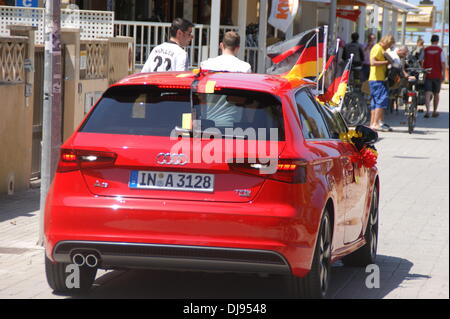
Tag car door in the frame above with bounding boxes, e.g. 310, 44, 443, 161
318, 104, 367, 244
294, 89, 348, 251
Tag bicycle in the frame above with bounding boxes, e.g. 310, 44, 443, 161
403, 67, 431, 134
340, 67, 369, 127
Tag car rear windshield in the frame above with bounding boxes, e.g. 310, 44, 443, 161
194, 89, 284, 141
80, 85, 285, 141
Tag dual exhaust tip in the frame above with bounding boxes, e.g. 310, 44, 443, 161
72, 252, 100, 268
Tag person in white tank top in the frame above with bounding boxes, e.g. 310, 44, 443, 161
141, 18, 194, 73
201, 31, 252, 73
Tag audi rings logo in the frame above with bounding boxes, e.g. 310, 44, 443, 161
156, 153, 189, 166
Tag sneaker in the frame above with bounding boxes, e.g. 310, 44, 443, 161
381, 124, 393, 132
424, 113, 430, 118
432, 112, 440, 118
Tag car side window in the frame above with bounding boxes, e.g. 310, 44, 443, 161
295, 90, 331, 140
319, 105, 349, 139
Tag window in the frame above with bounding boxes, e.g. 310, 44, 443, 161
80, 86, 285, 141
80, 85, 191, 137
295, 90, 330, 140
194, 89, 285, 141
318, 104, 348, 139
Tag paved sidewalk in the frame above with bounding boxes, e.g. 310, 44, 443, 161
0, 87, 448, 299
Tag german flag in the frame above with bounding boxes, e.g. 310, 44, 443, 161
283, 27, 326, 81
320, 55, 353, 106
318, 41, 341, 104
267, 27, 324, 77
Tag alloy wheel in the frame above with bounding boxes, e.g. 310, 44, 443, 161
369, 190, 379, 260
319, 214, 332, 296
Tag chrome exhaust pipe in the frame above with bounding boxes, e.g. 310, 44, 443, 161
85, 254, 99, 268
72, 253, 86, 267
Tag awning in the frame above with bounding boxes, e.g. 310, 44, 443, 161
404, 5, 435, 28
360, 0, 419, 13
306, 0, 418, 12
337, 0, 367, 6
385, 0, 419, 12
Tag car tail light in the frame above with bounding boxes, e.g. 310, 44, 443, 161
229, 159, 307, 184
57, 149, 117, 173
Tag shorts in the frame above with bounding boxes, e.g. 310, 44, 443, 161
425, 79, 442, 94
369, 81, 389, 111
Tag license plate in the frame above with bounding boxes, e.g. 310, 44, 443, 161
129, 171, 215, 193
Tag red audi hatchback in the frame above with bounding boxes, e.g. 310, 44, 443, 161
44, 71, 380, 298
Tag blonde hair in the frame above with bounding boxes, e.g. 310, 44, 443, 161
379, 35, 396, 48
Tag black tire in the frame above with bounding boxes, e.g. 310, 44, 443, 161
45, 256, 97, 294
395, 96, 404, 113
342, 186, 379, 267
292, 210, 332, 299
408, 96, 417, 134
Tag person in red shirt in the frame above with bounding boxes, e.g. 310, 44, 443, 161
420, 35, 446, 118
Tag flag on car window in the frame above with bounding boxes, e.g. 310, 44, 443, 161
266, 27, 325, 77
321, 54, 353, 107
317, 39, 342, 104
285, 27, 325, 81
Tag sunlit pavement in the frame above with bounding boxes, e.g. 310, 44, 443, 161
0, 86, 448, 299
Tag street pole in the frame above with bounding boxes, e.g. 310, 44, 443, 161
328, 0, 337, 45
257, 0, 268, 74
209, 0, 221, 58
38, 0, 63, 246
441, 0, 447, 48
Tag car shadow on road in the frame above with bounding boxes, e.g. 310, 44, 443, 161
67, 255, 428, 299
328, 255, 430, 299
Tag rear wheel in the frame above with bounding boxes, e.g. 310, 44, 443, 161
292, 210, 332, 299
407, 96, 418, 134
342, 186, 379, 267
341, 92, 367, 127
45, 256, 97, 294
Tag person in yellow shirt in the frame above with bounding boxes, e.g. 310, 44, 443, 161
369, 35, 395, 132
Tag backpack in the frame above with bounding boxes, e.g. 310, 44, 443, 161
387, 67, 402, 89
344, 42, 363, 67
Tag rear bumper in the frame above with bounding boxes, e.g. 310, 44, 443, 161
53, 241, 291, 275
45, 176, 322, 277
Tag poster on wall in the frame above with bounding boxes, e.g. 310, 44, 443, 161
268, 0, 299, 33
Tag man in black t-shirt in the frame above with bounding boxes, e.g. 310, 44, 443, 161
342, 32, 365, 67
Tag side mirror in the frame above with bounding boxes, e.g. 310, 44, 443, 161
352, 125, 379, 150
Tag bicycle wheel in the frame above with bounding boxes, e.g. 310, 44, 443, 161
407, 96, 417, 134
359, 94, 370, 126
341, 93, 367, 127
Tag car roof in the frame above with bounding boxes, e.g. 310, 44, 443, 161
113, 71, 316, 95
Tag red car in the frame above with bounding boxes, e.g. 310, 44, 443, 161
44, 71, 380, 298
